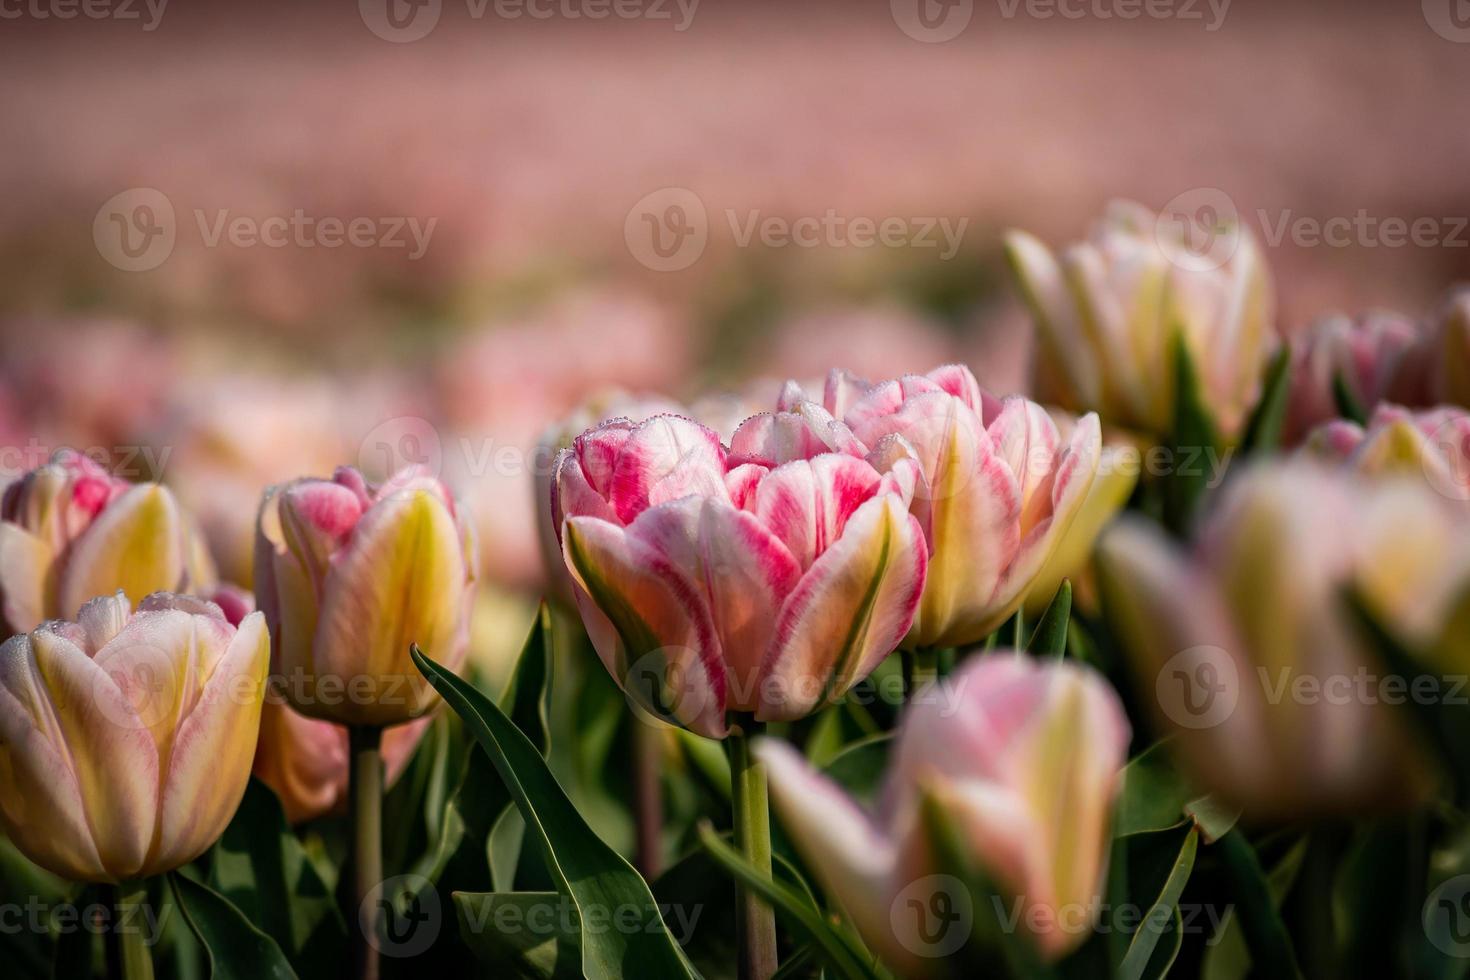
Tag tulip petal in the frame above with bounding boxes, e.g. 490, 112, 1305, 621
0, 634, 108, 880
151, 611, 269, 873
757, 740, 897, 955
57, 484, 186, 621
608, 416, 727, 523
0, 522, 53, 634
759, 494, 925, 720
1005, 230, 1103, 411
28, 627, 160, 880
309, 489, 470, 726
751, 454, 882, 571
563, 516, 727, 737
628, 499, 802, 712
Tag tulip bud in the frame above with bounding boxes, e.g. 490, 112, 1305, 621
0, 450, 216, 636
737, 365, 1102, 648
0, 591, 268, 882
1098, 462, 1454, 817
1281, 311, 1421, 444
760, 656, 1129, 974
254, 465, 477, 728
1007, 200, 1275, 437
554, 414, 927, 737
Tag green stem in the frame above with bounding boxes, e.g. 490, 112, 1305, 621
107, 881, 154, 980
349, 726, 384, 980
901, 648, 940, 699
630, 719, 665, 880
727, 716, 778, 980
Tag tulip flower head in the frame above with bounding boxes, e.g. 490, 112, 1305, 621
0, 450, 216, 637
734, 365, 1102, 648
254, 465, 477, 728
1099, 463, 1455, 817
0, 591, 269, 882
553, 414, 927, 737
760, 656, 1129, 974
1281, 311, 1423, 444
1304, 404, 1470, 503
1007, 200, 1275, 437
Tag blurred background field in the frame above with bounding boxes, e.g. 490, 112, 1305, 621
2, 0, 1469, 609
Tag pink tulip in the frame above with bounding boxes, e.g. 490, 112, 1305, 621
760, 656, 1129, 974
553, 414, 927, 737
1303, 403, 1470, 502
0, 591, 268, 882
254, 465, 477, 727
1098, 463, 1452, 817
732, 365, 1101, 648
0, 450, 216, 636
1281, 311, 1422, 444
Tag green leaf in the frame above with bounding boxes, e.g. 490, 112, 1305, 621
697, 823, 884, 980
1202, 837, 1306, 980
1162, 335, 1224, 538
408, 602, 556, 894
1239, 347, 1292, 455
411, 643, 698, 979
1333, 370, 1369, 425
168, 872, 297, 980
1216, 830, 1303, 980
207, 779, 345, 977
820, 733, 894, 810
452, 892, 580, 979
1026, 580, 1073, 657
1114, 742, 1193, 838
1119, 827, 1198, 980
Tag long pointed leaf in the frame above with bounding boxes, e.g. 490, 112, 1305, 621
168, 872, 297, 980
1026, 580, 1073, 657
412, 643, 698, 979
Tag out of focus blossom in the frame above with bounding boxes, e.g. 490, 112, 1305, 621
1303, 404, 1470, 502
1098, 463, 1462, 817
157, 376, 350, 586
761, 656, 1129, 974
738, 364, 1100, 647
1282, 311, 1422, 444
254, 466, 476, 727
0, 591, 268, 881
1007, 200, 1275, 437
534, 388, 683, 603
554, 414, 926, 737
0, 320, 177, 451
0, 450, 215, 636
1424, 290, 1470, 409
437, 289, 691, 589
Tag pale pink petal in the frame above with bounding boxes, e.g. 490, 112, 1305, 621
608, 416, 728, 523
